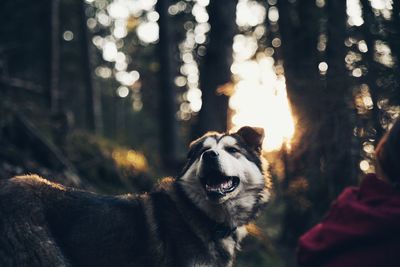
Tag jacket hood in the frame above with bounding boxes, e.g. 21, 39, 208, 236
297, 173, 400, 267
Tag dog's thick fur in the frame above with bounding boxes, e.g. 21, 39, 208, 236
0, 126, 270, 267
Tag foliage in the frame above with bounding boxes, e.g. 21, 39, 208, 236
64, 131, 153, 194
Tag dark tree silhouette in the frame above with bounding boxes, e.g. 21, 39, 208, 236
156, 0, 182, 170
277, 0, 359, 246
50, 0, 60, 114
80, 0, 103, 135
277, 0, 327, 244
195, 0, 238, 135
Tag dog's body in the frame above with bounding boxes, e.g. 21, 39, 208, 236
0, 127, 270, 267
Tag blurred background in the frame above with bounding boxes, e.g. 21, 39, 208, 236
0, 0, 399, 266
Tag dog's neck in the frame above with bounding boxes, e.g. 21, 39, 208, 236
176, 176, 267, 229
156, 178, 240, 239
175, 181, 238, 238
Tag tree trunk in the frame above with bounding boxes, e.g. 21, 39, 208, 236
277, 0, 326, 245
360, 0, 384, 141
156, 0, 182, 171
80, 0, 103, 135
323, 0, 356, 197
277, 0, 357, 245
277, 0, 324, 126
49, 0, 61, 114
195, 0, 238, 136
389, 0, 400, 69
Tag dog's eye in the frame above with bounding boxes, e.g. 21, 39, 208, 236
225, 147, 240, 154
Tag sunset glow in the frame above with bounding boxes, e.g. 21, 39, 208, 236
229, 55, 295, 152
230, 0, 295, 152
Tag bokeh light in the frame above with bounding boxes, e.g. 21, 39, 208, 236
85, 0, 161, 112
347, 0, 364, 27
230, 56, 295, 151
137, 22, 159, 43
230, 0, 295, 151
63, 31, 74, 41
117, 86, 129, 98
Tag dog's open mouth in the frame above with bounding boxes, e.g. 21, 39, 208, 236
201, 173, 240, 199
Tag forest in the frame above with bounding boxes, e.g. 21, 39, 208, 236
0, 0, 399, 266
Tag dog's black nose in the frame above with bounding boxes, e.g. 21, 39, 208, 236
203, 150, 219, 162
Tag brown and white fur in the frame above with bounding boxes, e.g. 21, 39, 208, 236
0, 126, 270, 267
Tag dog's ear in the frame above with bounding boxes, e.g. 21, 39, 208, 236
187, 138, 202, 159
236, 126, 265, 153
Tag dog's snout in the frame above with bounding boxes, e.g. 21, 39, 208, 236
203, 150, 219, 162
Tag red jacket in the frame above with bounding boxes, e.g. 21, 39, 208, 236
297, 173, 400, 267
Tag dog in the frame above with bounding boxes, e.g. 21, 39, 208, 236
0, 126, 270, 267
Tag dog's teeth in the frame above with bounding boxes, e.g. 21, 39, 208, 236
205, 179, 234, 192
206, 184, 219, 192
205, 180, 233, 192
220, 180, 232, 189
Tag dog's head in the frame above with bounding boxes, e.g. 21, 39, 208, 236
178, 126, 270, 226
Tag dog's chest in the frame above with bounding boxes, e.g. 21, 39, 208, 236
185, 237, 236, 267
220, 236, 236, 257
